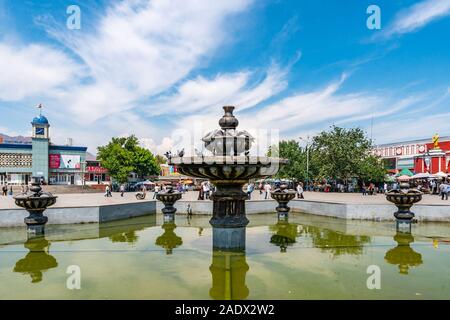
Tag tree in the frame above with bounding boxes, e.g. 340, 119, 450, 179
268, 140, 308, 180
97, 135, 159, 183
311, 126, 373, 181
358, 154, 386, 183
133, 146, 160, 179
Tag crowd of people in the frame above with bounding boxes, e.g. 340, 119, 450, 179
5, 177, 447, 202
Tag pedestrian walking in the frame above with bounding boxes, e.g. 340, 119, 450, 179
296, 183, 304, 199
203, 183, 210, 200
361, 183, 367, 196
264, 182, 272, 199
440, 182, 448, 200
246, 183, 254, 200
153, 184, 160, 199
120, 184, 125, 197
445, 183, 450, 201
105, 185, 111, 197
2, 184, 7, 196
8, 186, 13, 196
197, 186, 204, 200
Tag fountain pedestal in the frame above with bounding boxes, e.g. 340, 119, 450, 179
210, 182, 248, 228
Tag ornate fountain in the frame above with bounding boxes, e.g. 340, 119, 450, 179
14, 176, 57, 234
386, 182, 422, 231
169, 106, 286, 249
270, 183, 297, 220
156, 185, 182, 222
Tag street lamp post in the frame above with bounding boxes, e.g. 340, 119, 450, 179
80, 161, 87, 188
299, 136, 312, 191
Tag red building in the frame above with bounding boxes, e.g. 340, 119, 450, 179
84, 152, 110, 184
413, 140, 450, 174
372, 136, 450, 174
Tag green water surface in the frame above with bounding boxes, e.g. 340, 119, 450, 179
0, 213, 449, 299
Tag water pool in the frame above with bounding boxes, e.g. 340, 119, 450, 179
0, 213, 449, 299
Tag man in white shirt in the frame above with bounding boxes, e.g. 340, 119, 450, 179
264, 183, 272, 199
153, 185, 160, 199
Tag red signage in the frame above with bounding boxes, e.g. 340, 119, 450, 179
86, 166, 108, 173
49, 154, 60, 169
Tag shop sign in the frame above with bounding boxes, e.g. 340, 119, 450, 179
86, 166, 108, 173
49, 154, 60, 168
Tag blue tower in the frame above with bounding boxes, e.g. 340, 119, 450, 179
31, 112, 50, 182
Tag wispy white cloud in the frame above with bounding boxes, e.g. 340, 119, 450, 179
0, 43, 80, 101
156, 74, 426, 155
372, 112, 450, 144
381, 0, 450, 38
148, 63, 288, 116
40, 0, 254, 123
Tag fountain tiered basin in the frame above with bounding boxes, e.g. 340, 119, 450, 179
270, 183, 297, 219
14, 177, 57, 234
385, 182, 422, 221
168, 107, 286, 230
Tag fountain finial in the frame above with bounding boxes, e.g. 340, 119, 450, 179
219, 106, 239, 130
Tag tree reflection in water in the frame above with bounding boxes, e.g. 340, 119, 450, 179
155, 221, 183, 254
109, 230, 139, 244
302, 225, 371, 257
385, 231, 423, 275
13, 236, 58, 283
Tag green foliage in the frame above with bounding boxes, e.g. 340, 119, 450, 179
97, 135, 159, 183
271, 126, 386, 183
312, 126, 373, 180
358, 155, 386, 183
268, 140, 308, 180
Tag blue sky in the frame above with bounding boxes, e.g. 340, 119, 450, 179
0, 0, 449, 154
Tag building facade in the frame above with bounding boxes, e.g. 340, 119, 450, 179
372, 135, 450, 174
0, 114, 100, 185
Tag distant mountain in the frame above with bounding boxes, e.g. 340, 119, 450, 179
0, 133, 31, 144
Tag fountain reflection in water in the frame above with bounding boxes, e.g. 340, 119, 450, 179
210, 225, 249, 300
270, 215, 298, 253
385, 231, 423, 275
13, 235, 58, 283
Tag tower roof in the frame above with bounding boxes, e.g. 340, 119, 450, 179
31, 115, 49, 125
